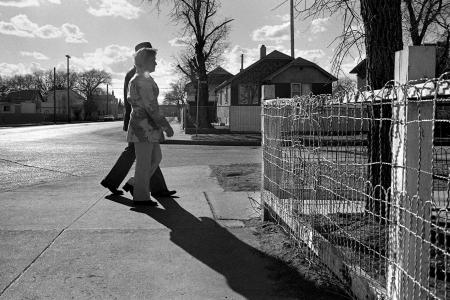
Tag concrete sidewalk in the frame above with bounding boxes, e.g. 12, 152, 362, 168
0, 165, 308, 300
164, 122, 261, 146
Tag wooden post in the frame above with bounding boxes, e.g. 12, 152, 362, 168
388, 45, 436, 300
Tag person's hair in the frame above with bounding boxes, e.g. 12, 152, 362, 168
134, 48, 157, 70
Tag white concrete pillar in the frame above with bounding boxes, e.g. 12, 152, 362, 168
388, 46, 435, 300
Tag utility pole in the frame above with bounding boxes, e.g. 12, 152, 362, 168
290, 0, 295, 58
65, 54, 71, 123
106, 84, 109, 115
53, 67, 56, 124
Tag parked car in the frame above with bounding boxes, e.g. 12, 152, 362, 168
103, 114, 115, 121
116, 113, 124, 120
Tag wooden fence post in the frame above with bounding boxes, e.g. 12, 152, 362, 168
388, 45, 436, 300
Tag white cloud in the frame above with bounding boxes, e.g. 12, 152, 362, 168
86, 0, 142, 19
0, 0, 60, 7
296, 49, 326, 62
252, 22, 290, 43
168, 37, 190, 47
20, 51, 49, 60
35, 24, 62, 39
61, 23, 87, 43
311, 17, 329, 34
0, 14, 87, 43
276, 14, 290, 22
0, 62, 44, 77
68, 44, 134, 73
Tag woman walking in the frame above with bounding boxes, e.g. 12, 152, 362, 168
126, 45, 173, 206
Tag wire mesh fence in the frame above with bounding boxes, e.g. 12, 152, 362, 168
261, 74, 450, 300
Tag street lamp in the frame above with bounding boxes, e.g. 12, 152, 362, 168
65, 54, 71, 123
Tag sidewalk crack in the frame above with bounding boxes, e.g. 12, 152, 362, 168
0, 191, 106, 296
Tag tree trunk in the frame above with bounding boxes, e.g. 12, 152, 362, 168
360, 0, 403, 220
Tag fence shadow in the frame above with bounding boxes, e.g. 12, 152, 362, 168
105, 194, 350, 300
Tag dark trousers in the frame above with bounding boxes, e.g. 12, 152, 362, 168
102, 143, 168, 193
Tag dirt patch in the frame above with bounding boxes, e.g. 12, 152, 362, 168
210, 163, 261, 191
210, 163, 353, 299
246, 219, 353, 299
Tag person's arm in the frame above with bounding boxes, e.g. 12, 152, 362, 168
123, 69, 134, 131
136, 77, 173, 136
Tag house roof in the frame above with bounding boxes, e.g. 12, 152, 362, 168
4, 89, 43, 103
185, 66, 234, 89
263, 56, 338, 82
350, 59, 366, 76
215, 50, 293, 91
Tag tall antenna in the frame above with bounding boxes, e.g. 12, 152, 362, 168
290, 0, 295, 58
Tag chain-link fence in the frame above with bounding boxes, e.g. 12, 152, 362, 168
262, 74, 450, 300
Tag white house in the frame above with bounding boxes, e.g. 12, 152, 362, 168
41, 89, 85, 121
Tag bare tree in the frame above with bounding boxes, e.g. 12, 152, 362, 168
75, 69, 111, 100
290, 0, 404, 218
164, 79, 188, 105
146, 0, 233, 128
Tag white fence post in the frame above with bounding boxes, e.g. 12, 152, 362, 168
388, 46, 436, 300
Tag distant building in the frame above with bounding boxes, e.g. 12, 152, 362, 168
349, 59, 366, 90
215, 45, 337, 132
92, 91, 119, 119
0, 89, 44, 114
41, 89, 85, 121
184, 67, 234, 127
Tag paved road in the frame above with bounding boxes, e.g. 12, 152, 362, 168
0, 121, 261, 192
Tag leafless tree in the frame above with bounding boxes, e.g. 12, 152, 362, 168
403, 0, 450, 73
164, 78, 188, 105
290, 0, 403, 218
146, 0, 233, 128
75, 69, 111, 100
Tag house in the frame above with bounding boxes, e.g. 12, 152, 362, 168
184, 66, 234, 127
0, 89, 43, 114
41, 89, 85, 121
91, 91, 119, 120
215, 45, 338, 132
349, 59, 366, 90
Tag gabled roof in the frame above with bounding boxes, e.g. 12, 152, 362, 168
185, 66, 234, 88
4, 89, 43, 103
215, 50, 293, 91
208, 66, 233, 76
263, 56, 338, 82
350, 59, 366, 76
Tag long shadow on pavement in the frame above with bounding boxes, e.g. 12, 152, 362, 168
106, 194, 350, 300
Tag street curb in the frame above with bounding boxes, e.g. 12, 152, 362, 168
162, 139, 261, 146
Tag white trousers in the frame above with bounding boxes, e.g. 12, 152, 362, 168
133, 142, 162, 201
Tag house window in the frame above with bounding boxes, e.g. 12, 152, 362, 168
291, 83, 312, 97
238, 84, 259, 105
3, 105, 10, 112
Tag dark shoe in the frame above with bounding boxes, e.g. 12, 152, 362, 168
151, 190, 176, 198
122, 183, 134, 196
133, 200, 158, 206
101, 180, 123, 195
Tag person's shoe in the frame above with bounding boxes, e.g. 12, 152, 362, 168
133, 200, 158, 206
122, 183, 134, 196
101, 180, 123, 195
151, 190, 177, 198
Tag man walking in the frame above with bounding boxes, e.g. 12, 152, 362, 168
101, 42, 176, 198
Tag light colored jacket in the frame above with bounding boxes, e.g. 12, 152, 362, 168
126, 72, 169, 143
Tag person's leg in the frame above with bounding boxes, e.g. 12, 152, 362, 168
149, 167, 168, 194
101, 143, 135, 192
148, 143, 162, 184
133, 142, 153, 202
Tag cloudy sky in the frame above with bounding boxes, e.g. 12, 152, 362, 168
0, 0, 361, 101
